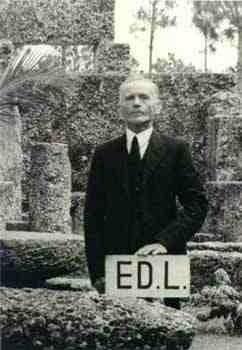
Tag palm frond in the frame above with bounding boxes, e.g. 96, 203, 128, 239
0, 46, 74, 117
1, 68, 72, 95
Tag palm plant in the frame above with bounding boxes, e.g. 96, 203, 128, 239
0, 45, 74, 120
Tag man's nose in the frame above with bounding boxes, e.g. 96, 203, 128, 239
133, 96, 141, 107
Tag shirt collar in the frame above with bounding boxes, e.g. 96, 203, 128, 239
126, 126, 153, 154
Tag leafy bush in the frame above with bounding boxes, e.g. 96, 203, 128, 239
0, 0, 114, 45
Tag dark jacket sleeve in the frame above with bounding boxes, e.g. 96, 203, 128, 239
155, 141, 208, 251
84, 148, 106, 285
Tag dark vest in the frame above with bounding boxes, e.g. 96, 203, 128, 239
127, 153, 145, 252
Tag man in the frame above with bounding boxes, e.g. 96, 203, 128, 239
84, 75, 208, 309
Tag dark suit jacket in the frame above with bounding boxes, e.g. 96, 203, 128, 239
84, 131, 208, 284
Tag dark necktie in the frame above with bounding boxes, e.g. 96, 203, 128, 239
128, 136, 141, 252
128, 136, 141, 188
129, 136, 140, 164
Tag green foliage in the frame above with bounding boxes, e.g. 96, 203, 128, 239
95, 41, 130, 74
192, 1, 223, 73
153, 53, 201, 75
130, 0, 177, 75
1, 288, 195, 350
0, 0, 115, 45
192, 1, 222, 40
192, 1, 242, 37
0, 46, 74, 121
134, 0, 176, 28
192, 1, 242, 91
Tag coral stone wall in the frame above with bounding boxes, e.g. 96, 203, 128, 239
21, 74, 235, 202
203, 91, 242, 241
206, 91, 242, 181
0, 107, 22, 220
207, 116, 242, 181
29, 142, 72, 234
203, 182, 242, 241
0, 182, 14, 232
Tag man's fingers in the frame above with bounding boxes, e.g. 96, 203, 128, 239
135, 247, 152, 255
135, 244, 167, 255
136, 249, 159, 255
152, 248, 167, 254
135, 250, 148, 255
151, 248, 160, 255
136, 248, 167, 255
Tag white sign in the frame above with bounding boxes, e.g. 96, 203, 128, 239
105, 255, 190, 298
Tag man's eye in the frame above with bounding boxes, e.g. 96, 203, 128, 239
139, 94, 149, 100
125, 95, 134, 101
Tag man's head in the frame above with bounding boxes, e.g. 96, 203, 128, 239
119, 75, 160, 133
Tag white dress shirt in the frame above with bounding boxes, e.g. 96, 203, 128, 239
126, 126, 153, 159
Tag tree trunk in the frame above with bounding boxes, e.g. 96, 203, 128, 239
93, 43, 99, 70
148, 0, 157, 78
204, 30, 208, 73
73, 45, 79, 72
61, 46, 67, 68
237, 26, 242, 98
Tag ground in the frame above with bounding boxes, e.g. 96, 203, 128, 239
183, 304, 242, 349
191, 335, 242, 350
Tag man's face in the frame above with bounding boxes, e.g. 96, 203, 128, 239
119, 79, 159, 127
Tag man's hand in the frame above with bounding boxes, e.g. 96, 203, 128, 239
93, 277, 105, 294
135, 243, 167, 256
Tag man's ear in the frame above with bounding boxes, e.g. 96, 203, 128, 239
152, 99, 161, 116
118, 103, 126, 121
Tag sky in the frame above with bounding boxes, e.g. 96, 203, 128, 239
114, 0, 238, 73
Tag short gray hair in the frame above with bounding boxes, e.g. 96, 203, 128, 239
119, 74, 159, 100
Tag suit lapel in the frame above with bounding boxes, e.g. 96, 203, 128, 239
113, 131, 168, 195
114, 134, 130, 198
142, 131, 168, 186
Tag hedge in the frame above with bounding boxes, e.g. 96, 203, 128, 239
0, 0, 115, 45
20, 73, 234, 200
1, 288, 195, 350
